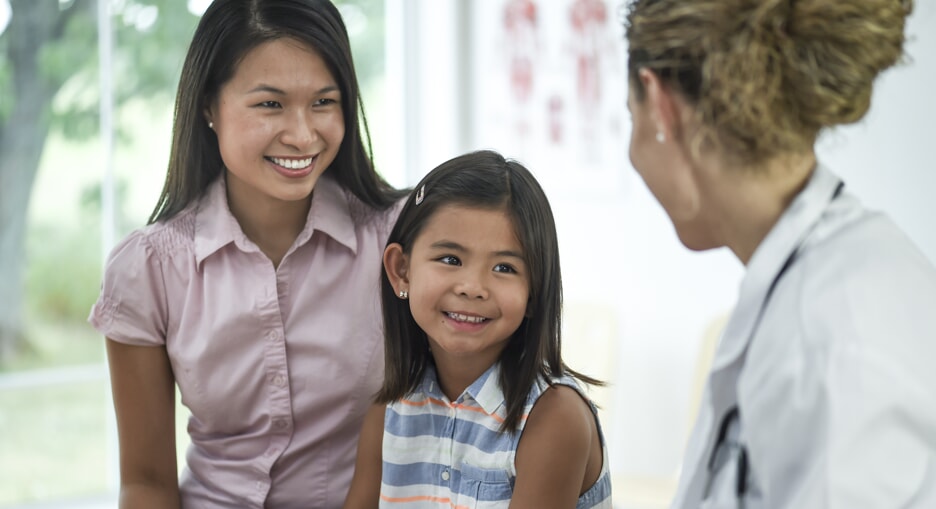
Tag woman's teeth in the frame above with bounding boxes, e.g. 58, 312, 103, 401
270, 157, 313, 169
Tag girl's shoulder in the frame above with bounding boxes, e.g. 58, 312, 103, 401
528, 373, 589, 405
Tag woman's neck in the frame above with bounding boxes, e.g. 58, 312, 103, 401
225, 180, 312, 268
710, 151, 816, 265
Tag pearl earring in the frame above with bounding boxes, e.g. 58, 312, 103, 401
398, 290, 408, 299
208, 121, 214, 129
656, 132, 665, 143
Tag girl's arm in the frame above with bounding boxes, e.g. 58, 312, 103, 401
106, 338, 181, 509
511, 385, 603, 509
342, 402, 386, 509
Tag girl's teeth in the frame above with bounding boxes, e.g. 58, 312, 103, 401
271, 157, 313, 169
447, 312, 485, 323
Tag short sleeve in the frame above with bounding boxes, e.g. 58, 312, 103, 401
88, 229, 169, 346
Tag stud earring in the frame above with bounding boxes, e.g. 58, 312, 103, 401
656, 131, 665, 143
398, 290, 408, 299
208, 121, 214, 129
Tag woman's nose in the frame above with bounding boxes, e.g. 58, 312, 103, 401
281, 110, 317, 149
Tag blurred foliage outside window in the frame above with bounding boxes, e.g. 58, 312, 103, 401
0, 0, 386, 506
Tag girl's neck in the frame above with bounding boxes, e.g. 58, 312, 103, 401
225, 179, 312, 269
432, 354, 498, 402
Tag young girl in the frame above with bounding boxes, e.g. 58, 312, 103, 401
88, 1, 406, 507
342, 150, 613, 509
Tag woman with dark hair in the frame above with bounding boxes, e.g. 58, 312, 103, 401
623, 0, 936, 507
89, 1, 406, 507
343, 150, 612, 509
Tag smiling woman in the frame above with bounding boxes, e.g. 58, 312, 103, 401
0, 0, 391, 507
87, 1, 406, 508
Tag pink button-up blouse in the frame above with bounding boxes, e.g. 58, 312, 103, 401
89, 174, 402, 508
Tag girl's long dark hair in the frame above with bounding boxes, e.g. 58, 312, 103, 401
376, 150, 601, 432
149, 0, 405, 224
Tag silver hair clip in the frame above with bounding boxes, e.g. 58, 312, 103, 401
414, 185, 426, 205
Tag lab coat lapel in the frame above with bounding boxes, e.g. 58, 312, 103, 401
674, 166, 844, 507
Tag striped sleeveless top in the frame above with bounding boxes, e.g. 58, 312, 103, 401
380, 362, 613, 508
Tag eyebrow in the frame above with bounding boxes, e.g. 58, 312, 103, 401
246, 84, 340, 95
429, 240, 524, 260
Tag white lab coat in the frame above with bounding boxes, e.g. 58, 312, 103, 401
671, 165, 936, 509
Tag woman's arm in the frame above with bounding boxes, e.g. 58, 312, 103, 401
511, 385, 603, 509
342, 402, 386, 509
106, 338, 181, 509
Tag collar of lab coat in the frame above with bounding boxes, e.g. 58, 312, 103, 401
709, 164, 843, 373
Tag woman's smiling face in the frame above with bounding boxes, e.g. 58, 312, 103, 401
208, 37, 345, 210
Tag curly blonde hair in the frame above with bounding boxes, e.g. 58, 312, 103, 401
625, 0, 913, 165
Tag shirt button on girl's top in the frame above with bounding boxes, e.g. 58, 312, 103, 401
441, 469, 450, 481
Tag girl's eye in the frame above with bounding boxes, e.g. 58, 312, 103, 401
493, 263, 517, 274
315, 97, 339, 107
438, 255, 461, 266
258, 100, 282, 108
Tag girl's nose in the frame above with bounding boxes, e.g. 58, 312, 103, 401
455, 273, 489, 300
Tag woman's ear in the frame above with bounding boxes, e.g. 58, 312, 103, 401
383, 243, 409, 295
639, 67, 681, 144
204, 101, 216, 128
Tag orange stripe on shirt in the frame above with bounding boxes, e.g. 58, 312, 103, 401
378, 493, 474, 509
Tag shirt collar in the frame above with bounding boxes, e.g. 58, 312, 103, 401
194, 173, 358, 265
464, 363, 506, 416
419, 363, 506, 416
711, 164, 844, 371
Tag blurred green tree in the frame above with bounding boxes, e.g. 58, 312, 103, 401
0, 0, 199, 361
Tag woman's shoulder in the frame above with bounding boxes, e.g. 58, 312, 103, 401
798, 197, 936, 301
107, 209, 197, 267
343, 188, 407, 235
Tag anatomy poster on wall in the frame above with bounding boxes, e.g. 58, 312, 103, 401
469, 0, 629, 199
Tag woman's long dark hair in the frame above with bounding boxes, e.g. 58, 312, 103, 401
376, 150, 601, 432
149, 0, 405, 224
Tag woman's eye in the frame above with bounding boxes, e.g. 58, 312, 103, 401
438, 255, 460, 266
315, 97, 339, 106
493, 263, 517, 274
258, 100, 282, 108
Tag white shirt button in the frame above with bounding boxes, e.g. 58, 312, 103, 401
441, 469, 450, 481
273, 374, 286, 386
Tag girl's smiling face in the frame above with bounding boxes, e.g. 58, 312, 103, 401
208, 37, 345, 210
394, 204, 530, 371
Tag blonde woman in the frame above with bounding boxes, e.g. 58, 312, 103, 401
622, 0, 936, 507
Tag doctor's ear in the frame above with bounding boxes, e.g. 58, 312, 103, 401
383, 243, 409, 293
638, 67, 681, 143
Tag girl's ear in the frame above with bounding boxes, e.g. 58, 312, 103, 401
383, 243, 409, 294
